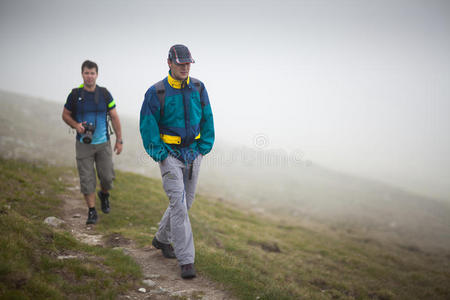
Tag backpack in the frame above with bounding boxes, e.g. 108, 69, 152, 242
155, 77, 204, 119
69, 86, 114, 135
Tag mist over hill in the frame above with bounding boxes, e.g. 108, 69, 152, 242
1, 90, 450, 251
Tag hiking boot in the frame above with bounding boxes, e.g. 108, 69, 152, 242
152, 236, 176, 259
86, 208, 98, 225
98, 191, 110, 214
180, 264, 196, 279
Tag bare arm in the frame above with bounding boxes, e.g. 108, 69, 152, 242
62, 107, 85, 134
109, 108, 123, 155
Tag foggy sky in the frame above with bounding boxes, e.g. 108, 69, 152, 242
0, 0, 449, 199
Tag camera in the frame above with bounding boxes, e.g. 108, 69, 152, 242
82, 123, 96, 144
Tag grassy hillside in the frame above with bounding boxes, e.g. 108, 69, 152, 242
1, 158, 449, 299
0, 158, 141, 299
1, 89, 450, 253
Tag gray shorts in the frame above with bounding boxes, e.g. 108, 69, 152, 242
76, 140, 115, 194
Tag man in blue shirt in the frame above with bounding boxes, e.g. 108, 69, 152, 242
62, 60, 123, 225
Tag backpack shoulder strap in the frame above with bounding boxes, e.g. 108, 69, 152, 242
97, 86, 114, 135
70, 87, 80, 118
99, 86, 108, 100
190, 77, 204, 107
190, 77, 202, 91
94, 84, 110, 105
155, 80, 166, 119
97, 86, 110, 107
70, 88, 79, 102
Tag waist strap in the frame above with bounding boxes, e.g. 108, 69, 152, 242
160, 133, 200, 145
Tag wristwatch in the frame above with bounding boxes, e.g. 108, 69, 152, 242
117, 139, 123, 144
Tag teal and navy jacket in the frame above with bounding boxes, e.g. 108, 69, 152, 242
139, 73, 214, 164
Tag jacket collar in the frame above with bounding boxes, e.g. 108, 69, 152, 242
168, 72, 190, 89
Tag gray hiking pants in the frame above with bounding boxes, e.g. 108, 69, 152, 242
155, 154, 203, 265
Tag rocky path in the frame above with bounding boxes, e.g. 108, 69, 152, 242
59, 173, 233, 300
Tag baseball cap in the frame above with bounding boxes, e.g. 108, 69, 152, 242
168, 44, 195, 64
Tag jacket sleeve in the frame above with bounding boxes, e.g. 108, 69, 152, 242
198, 84, 215, 155
139, 86, 168, 162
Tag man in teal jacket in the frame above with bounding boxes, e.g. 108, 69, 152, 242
139, 45, 214, 279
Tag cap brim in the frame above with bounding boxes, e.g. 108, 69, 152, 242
175, 58, 195, 64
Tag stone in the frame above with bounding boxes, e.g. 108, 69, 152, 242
150, 287, 168, 295
72, 214, 81, 218
57, 255, 78, 260
138, 288, 146, 293
170, 289, 195, 297
142, 279, 156, 287
44, 216, 65, 227
74, 232, 103, 246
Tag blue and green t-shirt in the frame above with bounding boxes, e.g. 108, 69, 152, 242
65, 86, 116, 144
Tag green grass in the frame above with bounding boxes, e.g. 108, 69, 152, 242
0, 158, 141, 299
92, 163, 450, 299
1, 157, 450, 299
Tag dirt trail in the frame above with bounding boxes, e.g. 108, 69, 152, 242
59, 173, 233, 300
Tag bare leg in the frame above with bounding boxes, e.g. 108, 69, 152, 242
84, 193, 96, 208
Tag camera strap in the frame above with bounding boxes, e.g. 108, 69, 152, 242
94, 87, 100, 105
79, 86, 100, 128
